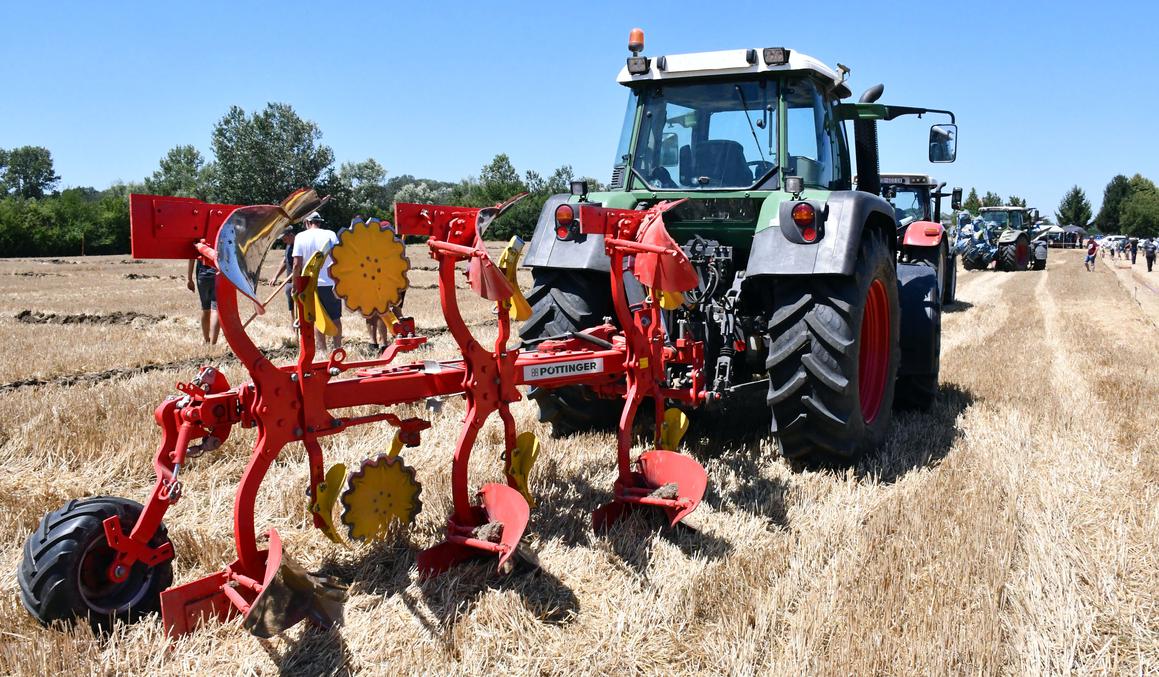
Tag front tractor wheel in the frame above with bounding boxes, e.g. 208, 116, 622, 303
765, 230, 901, 465
19, 497, 173, 631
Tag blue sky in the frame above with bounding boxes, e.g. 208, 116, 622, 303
1, 1, 1154, 216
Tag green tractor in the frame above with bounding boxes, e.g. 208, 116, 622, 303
520, 32, 959, 463
962, 205, 1046, 271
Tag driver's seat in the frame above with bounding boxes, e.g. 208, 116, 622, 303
691, 140, 751, 187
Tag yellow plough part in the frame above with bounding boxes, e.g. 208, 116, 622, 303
339, 454, 422, 542
309, 463, 348, 543
330, 218, 410, 318
497, 237, 532, 321
655, 289, 685, 310
299, 251, 340, 337
659, 407, 689, 451
506, 431, 540, 507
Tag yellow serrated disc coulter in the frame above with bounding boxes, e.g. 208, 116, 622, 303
659, 407, 689, 451
498, 237, 532, 321
339, 455, 422, 542
309, 463, 348, 544
506, 431, 540, 507
330, 220, 410, 318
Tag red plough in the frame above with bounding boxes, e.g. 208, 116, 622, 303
18, 188, 710, 641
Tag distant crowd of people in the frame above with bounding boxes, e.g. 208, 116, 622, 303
187, 210, 404, 354
1084, 235, 1158, 273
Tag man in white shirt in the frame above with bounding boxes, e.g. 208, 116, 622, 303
292, 211, 342, 351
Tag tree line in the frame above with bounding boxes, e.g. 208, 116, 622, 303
0, 102, 599, 257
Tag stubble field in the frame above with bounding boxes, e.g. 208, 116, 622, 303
0, 247, 1155, 675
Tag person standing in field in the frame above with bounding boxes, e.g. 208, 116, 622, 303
1129, 239, 1139, 265
1085, 237, 1098, 272
292, 212, 343, 352
186, 258, 220, 344
1145, 238, 1157, 273
268, 226, 297, 320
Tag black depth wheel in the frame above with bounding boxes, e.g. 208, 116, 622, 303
19, 497, 173, 631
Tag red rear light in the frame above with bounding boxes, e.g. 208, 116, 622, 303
801, 226, 817, 242
555, 225, 571, 239
791, 202, 815, 228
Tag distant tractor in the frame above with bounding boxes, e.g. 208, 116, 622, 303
961, 205, 1046, 271
880, 173, 962, 304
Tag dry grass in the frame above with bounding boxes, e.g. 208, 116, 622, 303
0, 249, 1156, 675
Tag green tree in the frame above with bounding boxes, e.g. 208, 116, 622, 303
1007, 195, 1027, 207
1094, 174, 1131, 233
143, 145, 212, 199
2, 146, 60, 198
982, 191, 1003, 207
1119, 189, 1159, 238
210, 103, 335, 205
1055, 185, 1092, 227
963, 187, 981, 215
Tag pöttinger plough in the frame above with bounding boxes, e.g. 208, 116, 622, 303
18, 188, 709, 639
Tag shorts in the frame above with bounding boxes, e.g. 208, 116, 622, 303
316, 285, 342, 321
196, 274, 216, 311
1085, 254, 1095, 265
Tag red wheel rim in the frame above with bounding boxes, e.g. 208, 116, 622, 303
1016, 241, 1029, 268
858, 278, 890, 423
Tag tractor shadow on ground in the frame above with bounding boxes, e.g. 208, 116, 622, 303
856, 384, 975, 484
314, 534, 579, 646
943, 300, 974, 313
262, 625, 355, 677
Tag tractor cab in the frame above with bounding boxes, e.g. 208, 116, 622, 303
879, 173, 961, 225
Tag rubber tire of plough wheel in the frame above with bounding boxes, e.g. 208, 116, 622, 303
997, 234, 1029, 272
1032, 257, 1046, 271
18, 497, 173, 631
520, 268, 621, 437
961, 256, 980, 271
765, 229, 900, 465
894, 262, 942, 411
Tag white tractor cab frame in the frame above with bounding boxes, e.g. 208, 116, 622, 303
978, 205, 1047, 271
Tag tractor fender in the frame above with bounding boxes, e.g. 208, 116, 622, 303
522, 194, 610, 272
900, 220, 944, 248
897, 262, 940, 377
1033, 240, 1049, 260
997, 229, 1026, 245
747, 191, 896, 276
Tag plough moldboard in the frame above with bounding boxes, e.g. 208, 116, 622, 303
18, 188, 711, 639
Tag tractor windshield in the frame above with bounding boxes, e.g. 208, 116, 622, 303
889, 186, 931, 222
981, 211, 1009, 228
628, 79, 780, 190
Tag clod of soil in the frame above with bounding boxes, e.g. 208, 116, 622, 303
14, 310, 166, 325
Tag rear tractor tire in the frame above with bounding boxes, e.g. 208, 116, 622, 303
520, 268, 621, 437
998, 234, 1031, 271
19, 497, 173, 632
765, 230, 901, 465
894, 262, 942, 410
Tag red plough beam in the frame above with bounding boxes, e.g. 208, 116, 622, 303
75, 191, 710, 639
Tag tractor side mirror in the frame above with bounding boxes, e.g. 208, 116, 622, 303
660, 133, 679, 167
929, 124, 957, 162
951, 187, 963, 210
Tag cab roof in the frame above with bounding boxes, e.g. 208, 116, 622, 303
617, 48, 852, 98
879, 173, 938, 186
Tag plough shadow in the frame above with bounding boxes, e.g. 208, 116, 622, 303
313, 536, 579, 650
261, 625, 355, 677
